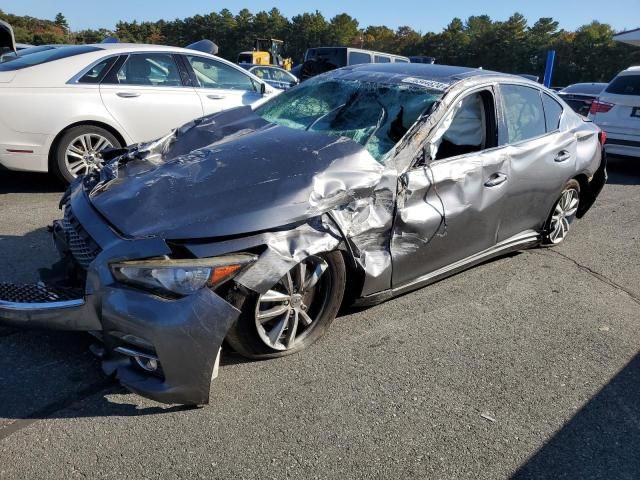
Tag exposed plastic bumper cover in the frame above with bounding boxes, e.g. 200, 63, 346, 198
0, 281, 241, 405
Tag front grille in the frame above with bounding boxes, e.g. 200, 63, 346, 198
62, 206, 101, 269
0, 282, 83, 303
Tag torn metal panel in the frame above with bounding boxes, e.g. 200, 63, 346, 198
234, 218, 342, 294
100, 285, 241, 405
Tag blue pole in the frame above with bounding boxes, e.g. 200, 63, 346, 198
543, 49, 556, 88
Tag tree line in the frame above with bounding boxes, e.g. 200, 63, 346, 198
1, 8, 638, 86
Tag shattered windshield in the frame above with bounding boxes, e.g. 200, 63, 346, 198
255, 76, 442, 161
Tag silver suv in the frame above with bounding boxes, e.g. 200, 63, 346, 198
588, 66, 640, 157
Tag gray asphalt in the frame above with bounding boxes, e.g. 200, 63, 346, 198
0, 158, 639, 479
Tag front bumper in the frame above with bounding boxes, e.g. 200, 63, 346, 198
0, 187, 243, 405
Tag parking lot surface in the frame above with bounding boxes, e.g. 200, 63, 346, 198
0, 157, 639, 479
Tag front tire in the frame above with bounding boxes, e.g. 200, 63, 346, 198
54, 125, 121, 183
543, 179, 580, 245
226, 251, 346, 359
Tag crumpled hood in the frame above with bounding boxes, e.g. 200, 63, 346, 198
89, 107, 385, 240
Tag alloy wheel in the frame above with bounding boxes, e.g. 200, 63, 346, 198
548, 187, 579, 244
64, 133, 113, 178
255, 256, 330, 351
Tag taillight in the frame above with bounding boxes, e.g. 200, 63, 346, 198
598, 130, 607, 145
589, 100, 614, 114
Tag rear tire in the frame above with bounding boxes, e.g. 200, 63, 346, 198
542, 179, 580, 245
226, 251, 346, 359
54, 125, 121, 184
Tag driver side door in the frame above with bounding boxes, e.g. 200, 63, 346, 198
391, 87, 510, 288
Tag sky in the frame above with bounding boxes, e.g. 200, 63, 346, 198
2, 0, 638, 33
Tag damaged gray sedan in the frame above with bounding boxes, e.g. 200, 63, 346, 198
0, 64, 606, 405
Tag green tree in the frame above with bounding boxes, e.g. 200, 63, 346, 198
54, 12, 69, 32
1, 7, 636, 85
327, 13, 359, 47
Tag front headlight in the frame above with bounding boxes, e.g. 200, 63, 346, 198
111, 254, 256, 296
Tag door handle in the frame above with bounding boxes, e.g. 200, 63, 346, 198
554, 150, 571, 162
207, 94, 226, 100
116, 92, 140, 98
484, 173, 508, 187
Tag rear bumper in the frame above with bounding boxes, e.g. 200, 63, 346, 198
603, 132, 640, 158
577, 152, 607, 218
604, 141, 640, 158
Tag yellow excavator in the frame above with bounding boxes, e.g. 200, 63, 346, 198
237, 38, 293, 71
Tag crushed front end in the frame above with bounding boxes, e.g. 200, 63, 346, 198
0, 181, 244, 405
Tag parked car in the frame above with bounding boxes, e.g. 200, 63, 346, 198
558, 82, 607, 116
0, 38, 277, 182
588, 66, 640, 157
299, 47, 410, 80
239, 63, 299, 90
409, 56, 436, 64
0, 64, 606, 405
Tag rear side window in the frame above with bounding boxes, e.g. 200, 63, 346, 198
109, 53, 182, 87
501, 85, 546, 143
605, 74, 640, 95
349, 51, 372, 65
78, 57, 117, 84
186, 55, 257, 91
375, 55, 391, 63
542, 93, 563, 131
394, 58, 410, 63
0, 46, 102, 71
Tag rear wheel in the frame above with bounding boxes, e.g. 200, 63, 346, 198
543, 179, 580, 245
54, 125, 121, 183
226, 252, 346, 359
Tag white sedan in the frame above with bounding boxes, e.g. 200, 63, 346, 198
0, 42, 278, 182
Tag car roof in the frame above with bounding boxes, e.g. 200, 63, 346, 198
330, 63, 518, 89
620, 66, 640, 74
86, 43, 219, 56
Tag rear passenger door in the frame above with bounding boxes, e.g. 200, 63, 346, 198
99, 52, 203, 143
183, 55, 264, 115
496, 84, 576, 242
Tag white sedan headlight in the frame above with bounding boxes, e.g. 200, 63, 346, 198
111, 254, 256, 296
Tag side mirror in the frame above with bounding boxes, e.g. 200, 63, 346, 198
260, 82, 267, 95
